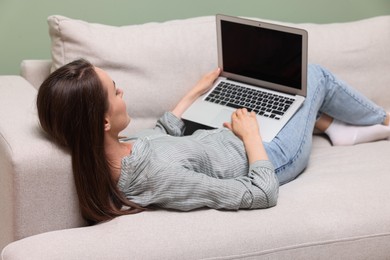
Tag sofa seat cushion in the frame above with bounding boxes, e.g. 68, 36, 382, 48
3, 138, 390, 259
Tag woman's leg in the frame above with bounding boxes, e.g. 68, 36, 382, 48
316, 113, 390, 131
315, 113, 390, 146
264, 64, 388, 185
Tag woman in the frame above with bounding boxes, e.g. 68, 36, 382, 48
37, 59, 390, 224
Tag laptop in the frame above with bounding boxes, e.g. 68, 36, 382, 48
182, 14, 308, 142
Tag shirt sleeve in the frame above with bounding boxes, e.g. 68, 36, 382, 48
154, 112, 186, 136
124, 112, 186, 140
138, 160, 279, 211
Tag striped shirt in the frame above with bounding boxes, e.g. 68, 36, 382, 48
117, 112, 279, 211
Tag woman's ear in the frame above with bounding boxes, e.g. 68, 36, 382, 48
104, 117, 111, 132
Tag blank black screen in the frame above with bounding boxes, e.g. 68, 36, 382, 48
221, 20, 303, 90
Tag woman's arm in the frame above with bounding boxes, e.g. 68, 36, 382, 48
223, 108, 268, 163
125, 69, 220, 139
124, 108, 279, 210
171, 68, 220, 118
132, 161, 278, 211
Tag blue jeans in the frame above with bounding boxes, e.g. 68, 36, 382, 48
265, 64, 387, 185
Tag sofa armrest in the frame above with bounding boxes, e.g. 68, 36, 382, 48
0, 76, 85, 251
20, 60, 52, 90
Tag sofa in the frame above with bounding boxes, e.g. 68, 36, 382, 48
1, 14, 390, 259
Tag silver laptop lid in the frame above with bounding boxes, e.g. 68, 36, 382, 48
216, 14, 308, 97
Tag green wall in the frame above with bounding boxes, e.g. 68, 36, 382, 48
1, 0, 389, 75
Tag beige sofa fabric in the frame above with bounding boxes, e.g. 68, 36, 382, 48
1, 15, 390, 259
20, 60, 52, 90
0, 76, 85, 252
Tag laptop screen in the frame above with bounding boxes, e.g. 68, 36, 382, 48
221, 20, 303, 90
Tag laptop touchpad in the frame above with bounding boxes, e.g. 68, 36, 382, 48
213, 109, 233, 126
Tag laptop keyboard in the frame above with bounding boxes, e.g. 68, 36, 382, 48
205, 81, 295, 120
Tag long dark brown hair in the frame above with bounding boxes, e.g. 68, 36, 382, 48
37, 59, 143, 224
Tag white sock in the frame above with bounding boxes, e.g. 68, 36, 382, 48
324, 119, 390, 146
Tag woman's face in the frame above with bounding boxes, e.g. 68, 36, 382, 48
95, 67, 131, 134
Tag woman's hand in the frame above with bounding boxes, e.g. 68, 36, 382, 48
223, 108, 260, 141
172, 68, 221, 118
190, 68, 221, 97
223, 108, 268, 163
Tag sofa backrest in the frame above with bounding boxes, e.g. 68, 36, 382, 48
20, 60, 52, 90
25, 15, 388, 134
